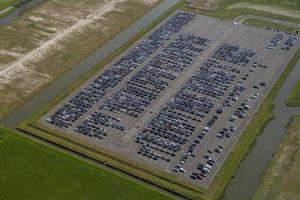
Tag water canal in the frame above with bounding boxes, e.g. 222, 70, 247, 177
223, 60, 300, 200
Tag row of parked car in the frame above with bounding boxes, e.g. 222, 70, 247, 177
282, 35, 298, 50
167, 45, 256, 178
266, 31, 285, 49
46, 12, 196, 129
183, 62, 236, 99
265, 30, 298, 50
95, 33, 208, 121
70, 20, 213, 141
134, 57, 239, 164
191, 57, 265, 181
212, 43, 255, 66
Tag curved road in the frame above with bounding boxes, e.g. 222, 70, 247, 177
234, 14, 300, 29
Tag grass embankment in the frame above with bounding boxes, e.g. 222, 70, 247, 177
182, 0, 300, 11
252, 116, 300, 200
180, 0, 300, 23
244, 18, 299, 33
0, 0, 15, 10
287, 79, 300, 106
0, 127, 173, 200
0, 0, 16, 17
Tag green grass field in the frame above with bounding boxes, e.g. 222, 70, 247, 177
222, 0, 300, 11
0, 0, 16, 17
244, 18, 299, 33
181, 0, 300, 23
0, 127, 173, 200
0, 0, 16, 10
252, 116, 300, 200
287, 80, 300, 106
182, 0, 300, 12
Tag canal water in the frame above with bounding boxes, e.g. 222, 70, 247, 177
1, 0, 300, 199
0, 8, 19, 25
223, 60, 300, 200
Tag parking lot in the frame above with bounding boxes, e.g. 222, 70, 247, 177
41, 11, 300, 187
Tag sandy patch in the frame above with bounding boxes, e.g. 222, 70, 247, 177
184, 0, 221, 11
29, 16, 44, 22
140, 0, 159, 6
0, 50, 23, 58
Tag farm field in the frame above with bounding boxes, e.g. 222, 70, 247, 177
0, 127, 173, 200
252, 116, 300, 200
0, 0, 160, 119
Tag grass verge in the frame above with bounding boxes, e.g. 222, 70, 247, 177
0, 126, 174, 200
0, 0, 17, 18
287, 79, 300, 106
180, 4, 300, 24
243, 18, 299, 33
252, 115, 300, 200
0, 0, 15, 10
